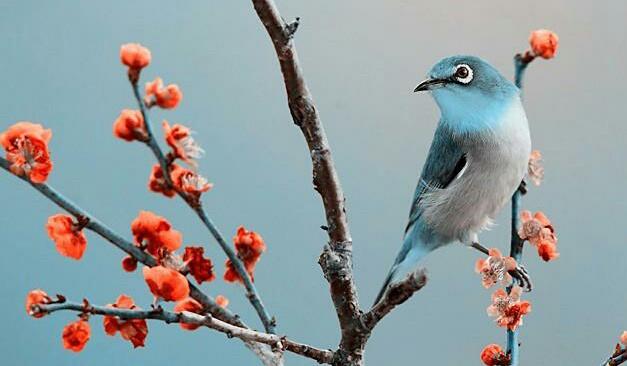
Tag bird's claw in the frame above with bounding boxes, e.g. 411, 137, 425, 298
509, 264, 533, 292
518, 179, 528, 195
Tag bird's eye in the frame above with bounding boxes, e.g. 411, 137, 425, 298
454, 64, 473, 84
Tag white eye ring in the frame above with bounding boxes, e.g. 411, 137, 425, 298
454, 64, 473, 84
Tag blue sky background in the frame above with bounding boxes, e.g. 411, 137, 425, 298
1, 1, 625, 365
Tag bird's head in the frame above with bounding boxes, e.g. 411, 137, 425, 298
415, 55, 519, 131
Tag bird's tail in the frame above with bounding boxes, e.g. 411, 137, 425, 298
373, 233, 431, 306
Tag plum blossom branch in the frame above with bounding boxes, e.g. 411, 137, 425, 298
605, 351, 627, 366
0, 156, 242, 328
505, 30, 556, 364
506, 53, 533, 366
128, 79, 276, 334
34, 300, 333, 364
601, 333, 627, 366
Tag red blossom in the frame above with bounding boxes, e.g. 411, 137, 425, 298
183, 246, 215, 284
519, 210, 559, 262
529, 29, 559, 59
147, 163, 177, 198
113, 109, 146, 142
170, 164, 212, 198
120, 43, 151, 70
46, 214, 88, 260
527, 150, 544, 186
143, 266, 189, 302
0, 121, 53, 183
145, 78, 182, 109
25, 289, 52, 318
487, 287, 531, 331
121, 256, 138, 272
480, 344, 510, 366
475, 248, 517, 288
62, 319, 91, 352
162, 121, 203, 164
131, 211, 182, 256
224, 226, 266, 284
537, 240, 559, 261
102, 295, 148, 348
215, 295, 229, 308
174, 297, 204, 331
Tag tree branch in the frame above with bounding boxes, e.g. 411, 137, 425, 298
129, 80, 276, 334
34, 300, 333, 364
506, 52, 534, 366
250, 2, 364, 363
602, 346, 627, 366
0, 156, 243, 328
361, 269, 427, 331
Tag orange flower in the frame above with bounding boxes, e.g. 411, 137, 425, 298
529, 29, 559, 59
224, 226, 266, 283
62, 319, 91, 352
215, 295, 229, 308
183, 246, 215, 284
131, 211, 182, 256
620, 331, 627, 346
519, 210, 552, 244
148, 164, 177, 198
103, 295, 148, 348
174, 297, 204, 331
475, 248, 517, 288
170, 164, 212, 197
25, 289, 51, 318
143, 266, 189, 301
0, 121, 51, 150
162, 121, 204, 165
480, 344, 510, 366
537, 240, 559, 261
487, 286, 531, 331
46, 214, 88, 260
1, 122, 53, 183
120, 43, 151, 70
113, 109, 146, 142
519, 210, 558, 261
121, 256, 138, 272
527, 150, 544, 186
145, 78, 182, 109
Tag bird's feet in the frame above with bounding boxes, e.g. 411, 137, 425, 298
518, 179, 528, 195
508, 264, 533, 292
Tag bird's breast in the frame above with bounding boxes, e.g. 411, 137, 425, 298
421, 98, 531, 242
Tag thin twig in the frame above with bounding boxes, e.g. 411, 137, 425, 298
34, 300, 333, 364
361, 269, 428, 331
506, 53, 534, 366
129, 80, 276, 334
249, 1, 364, 363
602, 346, 627, 366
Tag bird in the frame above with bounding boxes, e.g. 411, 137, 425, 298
374, 55, 532, 305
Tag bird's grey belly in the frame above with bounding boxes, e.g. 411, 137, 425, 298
420, 145, 529, 243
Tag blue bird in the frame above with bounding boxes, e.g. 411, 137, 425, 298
374, 55, 532, 304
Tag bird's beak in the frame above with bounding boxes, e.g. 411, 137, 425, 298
413, 78, 447, 92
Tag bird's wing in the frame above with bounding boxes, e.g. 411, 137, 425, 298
405, 123, 467, 233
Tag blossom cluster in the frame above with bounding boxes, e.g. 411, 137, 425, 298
0, 122, 53, 184
224, 226, 267, 283
479, 143, 559, 364
114, 43, 210, 204
11, 42, 268, 353
519, 210, 559, 262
